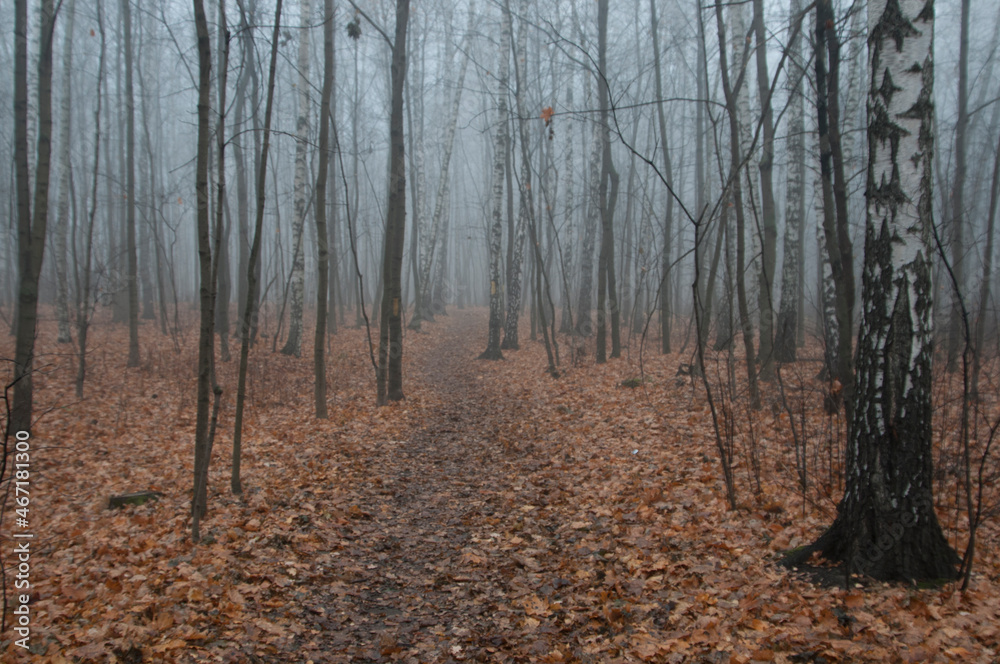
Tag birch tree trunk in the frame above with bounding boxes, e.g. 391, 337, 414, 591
501, 0, 529, 351
480, 2, 511, 360
815, 0, 855, 419
775, 0, 806, 363
789, 0, 959, 581
281, 0, 311, 357
427, 5, 475, 319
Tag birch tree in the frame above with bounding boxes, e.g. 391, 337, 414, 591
480, 3, 511, 360
788, 0, 959, 581
501, 0, 529, 351
281, 0, 312, 357
775, 0, 805, 363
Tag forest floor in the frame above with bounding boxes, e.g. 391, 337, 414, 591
2, 308, 1000, 663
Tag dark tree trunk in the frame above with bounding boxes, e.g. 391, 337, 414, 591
122, 0, 140, 367
191, 0, 215, 541
377, 0, 411, 403
314, 0, 334, 418
11, 0, 56, 434
232, 0, 283, 496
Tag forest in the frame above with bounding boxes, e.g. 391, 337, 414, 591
2, 0, 1000, 660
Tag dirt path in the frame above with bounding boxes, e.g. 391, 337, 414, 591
301, 311, 532, 663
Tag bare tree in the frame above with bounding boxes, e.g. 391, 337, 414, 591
480, 2, 511, 361
715, 0, 761, 411
314, 0, 334, 418
775, 0, 806, 363
281, 0, 312, 357
11, 0, 56, 434
594, 0, 619, 363
53, 0, 76, 345
787, 0, 959, 581
122, 0, 141, 367
375, 0, 411, 402
233, 0, 284, 495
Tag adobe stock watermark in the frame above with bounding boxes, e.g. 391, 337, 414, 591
11, 430, 34, 650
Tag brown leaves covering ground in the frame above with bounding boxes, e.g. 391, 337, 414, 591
2, 308, 999, 663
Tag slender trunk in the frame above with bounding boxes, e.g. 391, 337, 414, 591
314, 0, 334, 418
122, 0, 140, 367
191, 0, 215, 540
233, 0, 283, 495
775, 0, 806, 363
752, 0, 777, 380
281, 0, 312, 356
480, 3, 511, 361
54, 0, 76, 344
716, 0, 761, 410
650, 0, 675, 355
502, 0, 529, 351
76, 0, 106, 399
376, 0, 411, 403
11, 0, 56, 433
595, 0, 619, 363
427, 5, 475, 318
946, 0, 970, 372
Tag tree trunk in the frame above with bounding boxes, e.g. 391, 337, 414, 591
54, 0, 76, 344
715, 0, 761, 411
559, 78, 576, 335
376, 0, 411, 402
233, 0, 283, 495
752, 0, 777, 380
11, 0, 56, 434
76, 0, 106, 398
314, 0, 334, 418
945, 0, 970, 372
122, 0, 140, 367
815, 0, 855, 420
649, 0, 675, 355
595, 0, 619, 363
775, 0, 806, 363
191, 0, 215, 541
789, 0, 959, 581
501, 0, 529, 352
480, 2, 511, 361
281, 0, 312, 357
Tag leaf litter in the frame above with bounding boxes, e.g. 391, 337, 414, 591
2, 309, 998, 662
